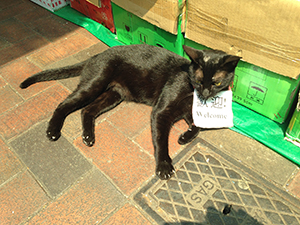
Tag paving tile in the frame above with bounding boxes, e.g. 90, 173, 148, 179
0, 36, 11, 50
75, 26, 102, 43
32, 15, 78, 42
200, 128, 298, 186
10, 121, 93, 198
0, 0, 34, 22
59, 76, 80, 92
0, 76, 7, 87
74, 120, 156, 196
0, 0, 21, 10
103, 203, 152, 225
0, 18, 35, 44
61, 110, 82, 141
0, 34, 49, 67
27, 32, 100, 68
0, 85, 23, 114
26, 169, 126, 225
45, 55, 80, 70
0, 137, 23, 185
15, 4, 51, 28
107, 103, 152, 138
0, 57, 55, 100
73, 39, 109, 62
134, 125, 183, 158
287, 170, 300, 199
44, 57, 81, 92
0, 170, 49, 225
173, 118, 189, 132
0, 84, 70, 140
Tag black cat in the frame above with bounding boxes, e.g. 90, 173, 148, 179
20, 44, 240, 179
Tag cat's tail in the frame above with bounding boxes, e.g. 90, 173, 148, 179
19, 62, 85, 89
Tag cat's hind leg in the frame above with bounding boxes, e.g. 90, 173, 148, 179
175, 95, 201, 145
81, 89, 124, 147
46, 81, 110, 141
178, 113, 201, 145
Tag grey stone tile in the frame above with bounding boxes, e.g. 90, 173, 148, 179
44, 55, 79, 70
59, 76, 80, 92
44, 55, 80, 91
10, 121, 93, 198
199, 129, 297, 186
73, 42, 109, 62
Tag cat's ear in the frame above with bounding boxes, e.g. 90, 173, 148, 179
221, 55, 241, 71
183, 45, 203, 63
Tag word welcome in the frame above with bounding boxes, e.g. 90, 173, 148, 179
195, 111, 227, 119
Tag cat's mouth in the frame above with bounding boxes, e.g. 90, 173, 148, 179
202, 88, 212, 99
196, 92, 209, 104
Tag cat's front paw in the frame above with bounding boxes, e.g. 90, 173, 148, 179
82, 134, 95, 147
156, 161, 175, 180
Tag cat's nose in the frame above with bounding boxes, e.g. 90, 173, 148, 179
202, 88, 211, 99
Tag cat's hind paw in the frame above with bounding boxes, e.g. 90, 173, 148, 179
46, 130, 61, 141
82, 135, 95, 147
156, 161, 175, 180
178, 125, 200, 145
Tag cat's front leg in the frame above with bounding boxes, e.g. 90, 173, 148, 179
151, 110, 175, 180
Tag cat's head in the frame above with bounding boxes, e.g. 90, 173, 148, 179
183, 45, 241, 101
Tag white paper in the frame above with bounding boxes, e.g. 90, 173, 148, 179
192, 90, 234, 128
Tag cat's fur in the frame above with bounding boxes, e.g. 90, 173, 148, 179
20, 44, 240, 179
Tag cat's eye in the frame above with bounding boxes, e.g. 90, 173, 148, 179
215, 82, 222, 86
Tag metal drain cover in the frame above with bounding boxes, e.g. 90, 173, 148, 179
134, 138, 300, 224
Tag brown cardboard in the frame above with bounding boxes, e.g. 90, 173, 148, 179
185, 0, 300, 79
87, 0, 99, 6
111, 0, 183, 34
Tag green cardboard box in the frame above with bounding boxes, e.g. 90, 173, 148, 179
184, 39, 300, 123
111, 3, 183, 55
233, 61, 300, 123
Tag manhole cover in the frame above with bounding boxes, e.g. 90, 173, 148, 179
134, 138, 300, 224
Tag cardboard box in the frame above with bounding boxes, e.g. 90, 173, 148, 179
31, 0, 70, 12
87, 0, 99, 6
232, 61, 300, 123
285, 95, 300, 146
87, 0, 115, 32
111, 0, 184, 34
112, 3, 183, 55
185, 0, 300, 79
70, 0, 90, 15
71, 0, 115, 32
184, 39, 300, 123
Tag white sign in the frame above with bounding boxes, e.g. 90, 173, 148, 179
192, 90, 234, 128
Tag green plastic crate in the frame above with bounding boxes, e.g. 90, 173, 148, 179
111, 3, 183, 56
184, 38, 300, 123
183, 39, 209, 59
